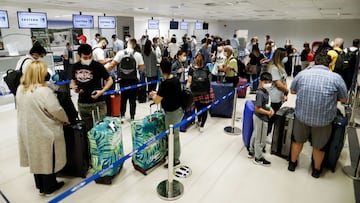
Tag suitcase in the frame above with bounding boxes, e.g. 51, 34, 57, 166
293, 55, 302, 77
322, 112, 347, 172
242, 100, 254, 150
237, 77, 247, 98
131, 104, 167, 175
88, 116, 124, 184
180, 105, 195, 132
209, 82, 234, 118
61, 120, 89, 178
56, 91, 78, 123
271, 107, 295, 160
110, 93, 121, 117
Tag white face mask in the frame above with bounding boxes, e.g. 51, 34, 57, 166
282, 57, 288, 64
224, 51, 228, 56
329, 41, 334, 47
182, 56, 187, 62
81, 58, 92, 66
263, 83, 272, 90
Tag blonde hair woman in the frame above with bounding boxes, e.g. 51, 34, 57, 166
16, 60, 69, 196
266, 48, 290, 139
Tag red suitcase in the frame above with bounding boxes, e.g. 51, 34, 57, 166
110, 93, 121, 117
237, 77, 247, 98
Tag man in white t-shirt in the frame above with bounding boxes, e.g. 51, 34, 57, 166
111, 34, 124, 53
16, 45, 47, 74
90, 33, 100, 48
92, 37, 112, 67
108, 38, 144, 122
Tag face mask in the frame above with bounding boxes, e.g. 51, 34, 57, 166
127, 43, 131, 49
224, 51, 228, 56
329, 41, 334, 47
81, 58, 92, 66
263, 83, 272, 90
282, 57, 288, 64
182, 56, 187, 62
79, 40, 84, 44
102, 44, 107, 49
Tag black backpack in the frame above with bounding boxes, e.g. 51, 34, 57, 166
181, 88, 194, 111
118, 51, 137, 79
4, 58, 30, 94
230, 57, 246, 78
191, 68, 210, 96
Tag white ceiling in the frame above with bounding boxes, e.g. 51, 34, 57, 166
1, 0, 360, 21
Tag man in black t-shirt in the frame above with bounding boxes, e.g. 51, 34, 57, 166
70, 44, 113, 131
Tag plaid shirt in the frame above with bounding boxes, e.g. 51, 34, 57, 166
290, 65, 348, 127
193, 87, 215, 104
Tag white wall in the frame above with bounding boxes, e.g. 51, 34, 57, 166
214, 19, 360, 51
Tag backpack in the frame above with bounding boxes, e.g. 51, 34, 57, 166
191, 68, 210, 96
344, 48, 359, 71
334, 49, 357, 72
4, 58, 30, 94
230, 57, 246, 78
181, 88, 194, 111
118, 51, 137, 79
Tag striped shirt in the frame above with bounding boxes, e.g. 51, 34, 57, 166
290, 65, 347, 127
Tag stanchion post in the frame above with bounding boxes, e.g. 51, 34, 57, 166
157, 124, 184, 200
343, 153, 360, 180
224, 88, 241, 135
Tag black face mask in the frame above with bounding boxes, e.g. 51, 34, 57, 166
102, 45, 107, 49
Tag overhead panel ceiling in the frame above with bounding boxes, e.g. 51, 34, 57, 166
1, 0, 360, 21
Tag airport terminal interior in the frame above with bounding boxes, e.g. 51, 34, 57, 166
0, 0, 360, 203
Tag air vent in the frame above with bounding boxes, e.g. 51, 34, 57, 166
204, 3, 217, 6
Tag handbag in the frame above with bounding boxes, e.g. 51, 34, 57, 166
4, 58, 30, 94
246, 63, 258, 75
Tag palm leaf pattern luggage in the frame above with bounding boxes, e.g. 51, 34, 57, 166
88, 117, 124, 179
131, 110, 167, 174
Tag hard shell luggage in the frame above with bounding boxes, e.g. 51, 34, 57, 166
61, 120, 89, 178
180, 105, 195, 132
322, 111, 347, 172
209, 82, 234, 118
109, 93, 121, 117
237, 77, 247, 98
88, 115, 124, 184
242, 100, 254, 150
271, 107, 295, 159
131, 104, 167, 175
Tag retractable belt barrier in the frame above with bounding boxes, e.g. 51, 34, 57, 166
48, 78, 258, 203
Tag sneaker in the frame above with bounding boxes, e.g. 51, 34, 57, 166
247, 151, 254, 158
199, 127, 204, 133
164, 160, 181, 168
253, 157, 271, 166
120, 116, 125, 123
311, 169, 321, 178
266, 135, 272, 144
288, 160, 298, 172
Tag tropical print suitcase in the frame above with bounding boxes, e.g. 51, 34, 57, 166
131, 109, 167, 174
88, 117, 124, 184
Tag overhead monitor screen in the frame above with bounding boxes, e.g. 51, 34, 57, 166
0, 10, 9, 28
73, 14, 94, 29
17, 11, 48, 29
98, 16, 116, 29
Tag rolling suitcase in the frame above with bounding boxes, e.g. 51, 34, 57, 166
61, 120, 89, 178
322, 111, 347, 172
180, 105, 195, 132
88, 114, 124, 184
131, 104, 167, 175
242, 100, 254, 150
237, 77, 247, 98
209, 82, 234, 118
110, 93, 121, 117
271, 107, 295, 160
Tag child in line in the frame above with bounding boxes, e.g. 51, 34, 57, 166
248, 72, 274, 166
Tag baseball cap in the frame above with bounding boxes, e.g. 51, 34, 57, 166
111, 34, 116, 39
77, 35, 87, 42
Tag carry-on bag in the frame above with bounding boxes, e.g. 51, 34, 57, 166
131, 103, 167, 175
61, 120, 89, 178
209, 82, 234, 118
271, 107, 295, 160
322, 111, 348, 172
242, 100, 254, 150
88, 110, 124, 184
180, 105, 195, 132
237, 77, 247, 98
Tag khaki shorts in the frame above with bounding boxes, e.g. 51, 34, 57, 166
293, 117, 332, 150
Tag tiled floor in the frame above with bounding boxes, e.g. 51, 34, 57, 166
0, 83, 356, 203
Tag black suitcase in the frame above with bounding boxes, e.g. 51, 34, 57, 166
61, 120, 90, 178
293, 55, 302, 77
322, 112, 347, 172
271, 107, 295, 160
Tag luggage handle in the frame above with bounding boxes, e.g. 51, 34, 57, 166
149, 102, 161, 121
91, 106, 101, 125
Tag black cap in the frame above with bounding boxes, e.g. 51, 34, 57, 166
112, 34, 116, 38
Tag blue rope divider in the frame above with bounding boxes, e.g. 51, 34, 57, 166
0, 190, 10, 203
49, 77, 259, 203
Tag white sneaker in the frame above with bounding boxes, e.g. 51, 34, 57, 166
199, 127, 204, 133
266, 135, 272, 144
